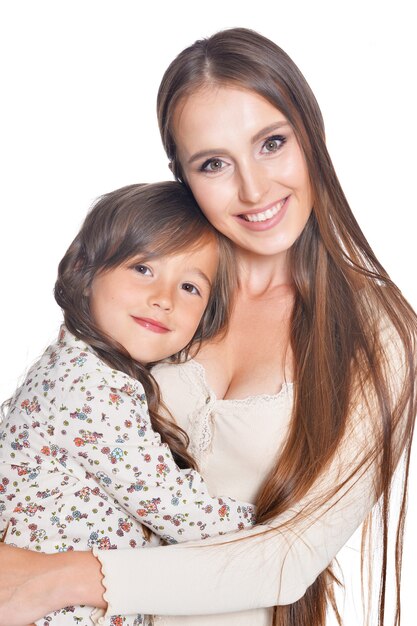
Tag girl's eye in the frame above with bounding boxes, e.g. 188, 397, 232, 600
261, 135, 286, 154
133, 264, 152, 276
181, 282, 201, 296
200, 157, 226, 173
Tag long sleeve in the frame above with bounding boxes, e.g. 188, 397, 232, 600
50, 349, 255, 543
94, 315, 413, 617
95, 414, 378, 614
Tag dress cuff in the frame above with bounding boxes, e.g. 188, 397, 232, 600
91, 546, 112, 622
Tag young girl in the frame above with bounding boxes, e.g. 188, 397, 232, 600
0, 181, 255, 626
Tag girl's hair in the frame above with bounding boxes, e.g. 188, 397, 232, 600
157, 28, 417, 626
55, 181, 236, 470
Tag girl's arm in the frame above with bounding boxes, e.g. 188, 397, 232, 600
53, 362, 255, 540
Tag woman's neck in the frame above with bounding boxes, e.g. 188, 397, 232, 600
236, 248, 292, 298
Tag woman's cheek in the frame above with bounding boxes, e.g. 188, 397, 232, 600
190, 180, 230, 223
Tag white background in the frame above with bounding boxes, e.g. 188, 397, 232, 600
0, 1, 416, 624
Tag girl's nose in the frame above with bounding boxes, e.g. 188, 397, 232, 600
149, 287, 174, 312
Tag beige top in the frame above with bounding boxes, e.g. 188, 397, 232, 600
91, 318, 408, 626
152, 360, 293, 626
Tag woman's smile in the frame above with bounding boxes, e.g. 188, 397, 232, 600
237, 196, 290, 230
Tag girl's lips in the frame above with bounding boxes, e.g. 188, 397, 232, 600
236, 196, 290, 231
131, 317, 171, 334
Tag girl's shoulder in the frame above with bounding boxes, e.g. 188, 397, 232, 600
26, 326, 145, 398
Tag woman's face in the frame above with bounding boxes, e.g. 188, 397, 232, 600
173, 86, 313, 263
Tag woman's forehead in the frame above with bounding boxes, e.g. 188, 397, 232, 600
173, 85, 289, 157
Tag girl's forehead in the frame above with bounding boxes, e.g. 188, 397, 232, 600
126, 240, 220, 284
125, 233, 218, 262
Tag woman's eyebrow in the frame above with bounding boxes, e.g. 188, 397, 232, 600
251, 121, 290, 144
187, 121, 290, 165
187, 149, 225, 165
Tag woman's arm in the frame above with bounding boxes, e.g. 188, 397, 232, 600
94, 437, 380, 616
0, 545, 105, 626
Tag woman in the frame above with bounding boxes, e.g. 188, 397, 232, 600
1, 27, 416, 626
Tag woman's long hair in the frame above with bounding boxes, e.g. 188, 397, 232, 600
157, 29, 417, 625
55, 181, 236, 470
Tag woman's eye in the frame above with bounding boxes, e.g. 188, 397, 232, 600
261, 135, 286, 154
134, 264, 152, 276
181, 282, 201, 296
200, 158, 226, 173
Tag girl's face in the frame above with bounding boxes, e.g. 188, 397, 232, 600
90, 240, 219, 364
173, 86, 313, 264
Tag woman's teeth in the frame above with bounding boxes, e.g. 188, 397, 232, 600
242, 199, 286, 222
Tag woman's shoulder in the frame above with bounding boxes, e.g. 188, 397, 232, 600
351, 289, 417, 431
376, 291, 415, 358
152, 359, 211, 423
358, 286, 416, 356
152, 358, 205, 388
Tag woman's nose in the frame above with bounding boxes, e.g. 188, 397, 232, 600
237, 162, 269, 205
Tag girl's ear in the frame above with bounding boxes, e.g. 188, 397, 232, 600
72, 257, 95, 299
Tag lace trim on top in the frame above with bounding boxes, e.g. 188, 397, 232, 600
187, 359, 293, 405
180, 359, 293, 460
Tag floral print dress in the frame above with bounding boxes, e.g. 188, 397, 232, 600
0, 327, 255, 626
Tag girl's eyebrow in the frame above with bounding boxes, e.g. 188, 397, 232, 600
187, 121, 290, 165
188, 268, 212, 288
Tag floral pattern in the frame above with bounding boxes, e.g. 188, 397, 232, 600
0, 326, 255, 625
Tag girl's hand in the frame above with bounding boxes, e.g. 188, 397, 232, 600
0, 544, 106, 626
